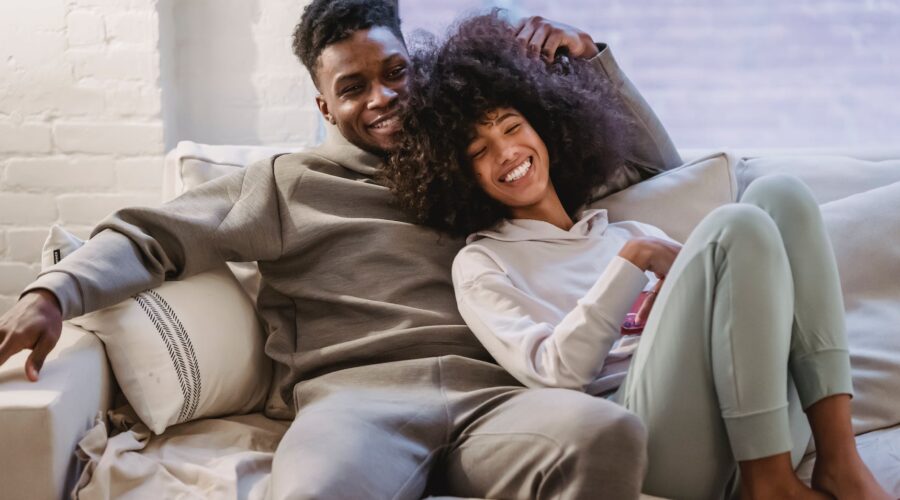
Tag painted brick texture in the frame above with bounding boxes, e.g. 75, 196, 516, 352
0, 0, 164, 312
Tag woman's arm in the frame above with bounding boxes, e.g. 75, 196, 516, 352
453, 248, 649, 391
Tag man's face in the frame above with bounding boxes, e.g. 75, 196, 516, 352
315, 27, 409, 155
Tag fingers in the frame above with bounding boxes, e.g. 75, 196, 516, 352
25, 331, 56, 382
515, 18, 538, 52
636, 279, 665, 325
541, 32, 564, 61
511, 17, 527, 33
0, 334, 23, 368
635, 296, 654, 325
516, 16, 561, 60
526, 23, 551, 57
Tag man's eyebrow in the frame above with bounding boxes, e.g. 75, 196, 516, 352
331, 53, 406, 90
333, 72, 363, 89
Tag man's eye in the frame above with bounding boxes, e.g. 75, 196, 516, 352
387, 66, 407, 79
341, 85, 362, 96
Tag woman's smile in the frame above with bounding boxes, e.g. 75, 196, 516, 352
499, 156, 533, 184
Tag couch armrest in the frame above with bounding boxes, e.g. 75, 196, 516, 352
0, 322, 113, 500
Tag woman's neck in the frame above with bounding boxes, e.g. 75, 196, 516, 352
508, 189, 574, 231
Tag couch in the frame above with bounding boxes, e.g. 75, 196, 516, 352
2, 141, 899, 499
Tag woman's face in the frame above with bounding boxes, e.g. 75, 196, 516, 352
466, 107, 552, 210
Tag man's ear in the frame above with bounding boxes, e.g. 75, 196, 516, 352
316, 94, 336, 125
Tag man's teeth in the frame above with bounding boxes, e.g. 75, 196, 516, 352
371, 116, 398, 129
502, 159, 532, 182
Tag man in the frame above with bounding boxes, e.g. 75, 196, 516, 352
0, 1, 681, 498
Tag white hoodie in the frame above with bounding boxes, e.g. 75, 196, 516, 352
453, 208, 676, 395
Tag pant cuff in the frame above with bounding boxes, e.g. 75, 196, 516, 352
723, 404, 793, 461
791, 348, 854, 409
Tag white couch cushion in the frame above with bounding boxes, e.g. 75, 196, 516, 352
42, 226, 272, 435
588, 151, 738, 241
820, 181, 900, 435
738, 155, 900, 204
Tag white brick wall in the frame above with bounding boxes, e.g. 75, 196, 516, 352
2, 0, 898, 315
165, 0, 321, 147
0, 0, 164, 313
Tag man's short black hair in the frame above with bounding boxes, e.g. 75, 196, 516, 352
293, 0, 404, 86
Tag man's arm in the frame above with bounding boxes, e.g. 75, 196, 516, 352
513, 17, 683, 194
0, 156, 287, 379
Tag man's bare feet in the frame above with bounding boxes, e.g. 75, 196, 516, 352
811, 454, 891, 500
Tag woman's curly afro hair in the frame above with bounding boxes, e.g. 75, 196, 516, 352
382, 11, 632, 238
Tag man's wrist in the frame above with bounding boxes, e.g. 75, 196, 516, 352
24, 288, 62, 316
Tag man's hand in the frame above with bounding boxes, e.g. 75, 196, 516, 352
0, 289, 63, 381
618, 237, 682, 279
513, 16, 600, 61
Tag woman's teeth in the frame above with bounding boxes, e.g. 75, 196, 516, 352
502, 158, 532, 183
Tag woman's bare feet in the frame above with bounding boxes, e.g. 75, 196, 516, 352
806, 395, 892, 499
740, 452, 833, 500
811, 454, 891, 500
740, 479, 833, 500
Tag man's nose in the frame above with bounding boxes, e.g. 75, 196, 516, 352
368, 83, 398, 109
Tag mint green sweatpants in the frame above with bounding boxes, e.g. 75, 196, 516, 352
614, 174, 853, 499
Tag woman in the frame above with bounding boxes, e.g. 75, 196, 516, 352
384, 12, 891, 500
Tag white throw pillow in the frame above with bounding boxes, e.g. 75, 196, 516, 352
42, 226, 272, 434
820, 181, 900, 435
587, 151, 739, 242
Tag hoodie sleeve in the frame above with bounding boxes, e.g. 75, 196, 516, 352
586, 43, 683, 197
453, 248, 648, 391
22, 157, 286, 320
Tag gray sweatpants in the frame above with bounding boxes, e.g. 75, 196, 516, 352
615, 174, 853, 499
269, 355, 647, 500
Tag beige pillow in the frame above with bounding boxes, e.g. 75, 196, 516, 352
588, 151, 739, 242
42, 226, 272, 434
819, 181, 900, 435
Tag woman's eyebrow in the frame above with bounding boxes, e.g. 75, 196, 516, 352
492, 112, 517, 126
479, 112, 518, 127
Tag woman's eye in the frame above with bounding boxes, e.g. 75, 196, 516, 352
470, 148, 486, 159
505, 124, 521, 134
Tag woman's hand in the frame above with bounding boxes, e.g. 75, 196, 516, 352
635, 278, 664, 326
618, 237, 682, 278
